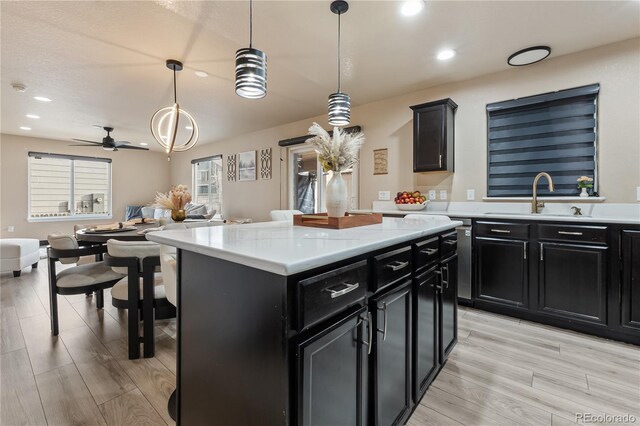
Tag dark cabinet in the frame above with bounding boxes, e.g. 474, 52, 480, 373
440, 255, 458, 361
371, 280, 412, 426
620, 230, 640, 332
411, 98, 457, 173
475, 237, 528, 309
412, 267, 438, 402
538, 242, 608, 325
296, 306, 368, 426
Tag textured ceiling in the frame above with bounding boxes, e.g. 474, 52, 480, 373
1, 1, 639, 150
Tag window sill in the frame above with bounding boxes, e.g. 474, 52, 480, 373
482, 197, 606, 203
27, 215, 113, 223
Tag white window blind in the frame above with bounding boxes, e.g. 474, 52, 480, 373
28, 152, 112, 220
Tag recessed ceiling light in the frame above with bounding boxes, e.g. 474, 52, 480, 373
20, 126, 31, 131
195, 70, 208, 78
33, 96, 52, 102
508, 46, 551, 66
401, 0, 424, 16
139, 142, 148, 146
437, 49, 456, 61
26, 114, 40, 119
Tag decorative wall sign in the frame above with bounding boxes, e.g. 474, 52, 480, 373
260, 148, 272, 179
373, 148, 388, 175
227, 155, 237, 181
238, 150, 257, 181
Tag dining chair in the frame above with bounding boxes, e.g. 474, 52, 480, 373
104, 240, 175, 359
159, 243, 178, 420
269, 209, 303, 221
73, 224, 102, 265
47, 233, 126, 335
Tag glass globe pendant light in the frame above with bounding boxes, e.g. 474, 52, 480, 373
328, 0, 350, 126
150, 59, 199, 159
235, 0, 267, 99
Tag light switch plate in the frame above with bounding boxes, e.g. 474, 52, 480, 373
440, 190, 448, 200
428, 190, 436, 200
637, 186, 640, 202
378, 191, 391, 201
466, 189, 475, 201
7, 226, 14, 232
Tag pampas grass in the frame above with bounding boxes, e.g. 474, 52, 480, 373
305, 122, 365, 172
154, 184, 192, 210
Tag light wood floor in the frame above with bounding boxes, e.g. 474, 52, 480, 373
1, 260, 639, 425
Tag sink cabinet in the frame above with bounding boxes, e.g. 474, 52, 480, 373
472, 219, 639, 345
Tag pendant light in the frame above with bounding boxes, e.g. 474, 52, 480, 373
235, 0, 267, 99
150, 59, 199, 159
328, 0, 350, 126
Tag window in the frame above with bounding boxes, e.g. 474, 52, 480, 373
191, 155, 223, 215
486, 84, 599, 197
28, 152, 112, 220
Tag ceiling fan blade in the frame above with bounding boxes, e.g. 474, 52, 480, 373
117, 145, 149, 151
68, 144, 102, 147
71, 138, 102, 145
114, 140, 131, 145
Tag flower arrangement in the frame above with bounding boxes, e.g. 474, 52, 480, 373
305, 122, 365, 172
577, 176, 594, 189
154, 184, 192, 211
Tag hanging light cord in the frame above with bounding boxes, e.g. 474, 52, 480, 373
337, 11, 341, 92
249, 0, 253, 48
173, 66, 177, 103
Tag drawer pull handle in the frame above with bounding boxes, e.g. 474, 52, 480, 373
443, 240, 457, 245
420, 248, 438, 255
384, 261, 409, 271
558, 231, 583, 236
491, 229, 511, 234
324, 282, 359, 299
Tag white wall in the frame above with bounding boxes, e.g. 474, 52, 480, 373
0, 134, 171, 239
169, 38, 640, 221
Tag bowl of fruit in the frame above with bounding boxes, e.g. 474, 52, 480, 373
394, 191, 428, 211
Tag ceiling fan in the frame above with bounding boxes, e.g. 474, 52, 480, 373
70, 126, 149, 151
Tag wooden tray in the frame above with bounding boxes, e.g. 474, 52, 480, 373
293, 213, 383, 229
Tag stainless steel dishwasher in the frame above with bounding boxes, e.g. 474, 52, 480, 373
453, 218, 473, 305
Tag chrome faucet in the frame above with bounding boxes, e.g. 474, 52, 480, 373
531, 172, 555, 214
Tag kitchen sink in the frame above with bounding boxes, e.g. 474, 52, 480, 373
484, 212, 591, 218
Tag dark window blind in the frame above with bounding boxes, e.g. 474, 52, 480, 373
486, 84, 599, 197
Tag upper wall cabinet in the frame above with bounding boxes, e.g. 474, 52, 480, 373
411, 98, 457, 173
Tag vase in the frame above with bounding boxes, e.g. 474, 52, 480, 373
325, 171, 348, 217
171, 209, 186, 222
579, 187, 589, 198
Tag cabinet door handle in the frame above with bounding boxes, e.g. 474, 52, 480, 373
523, 241, 527, 260
420, 248, 438, 256
384, 260, 409, 272
540, 243, 544, 261
377, 302, 388, 341
324, 282, 359, 299
443, 240, 457, 245
442, 264, 449, 289
361, 312, 373, 355
491, 229, 511, 234
558, 231, 583, 236
439, 154, 442, 168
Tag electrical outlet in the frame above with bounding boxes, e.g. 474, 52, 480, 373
378, 191, 391, 201
466, 189, 475, 201
7, 226, 15, 232
428, 190, 436, 200
440, 190, 448, 200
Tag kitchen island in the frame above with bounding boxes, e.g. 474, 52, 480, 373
147, 216, 461, 425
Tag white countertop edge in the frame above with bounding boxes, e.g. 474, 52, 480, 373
351, 210, 640, 225
146, 221, 462, 276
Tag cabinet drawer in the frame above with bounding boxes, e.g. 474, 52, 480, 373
372, 246, 412, 292
441, 231, 458, 258
296, 261, 367, 332
538, 224, 607, 244
476, 221, 530, 240
414, 237, 439, 272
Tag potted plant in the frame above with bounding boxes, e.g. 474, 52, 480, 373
155, 185, 192, 222
577, 176, 594, 197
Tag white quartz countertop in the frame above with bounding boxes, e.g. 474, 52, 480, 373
352, 201, 640, 225
146, 217, 461, 276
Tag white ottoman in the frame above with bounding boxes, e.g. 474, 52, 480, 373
0, 239, 40, 277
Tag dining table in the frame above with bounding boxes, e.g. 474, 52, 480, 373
75, 222, 160, 243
